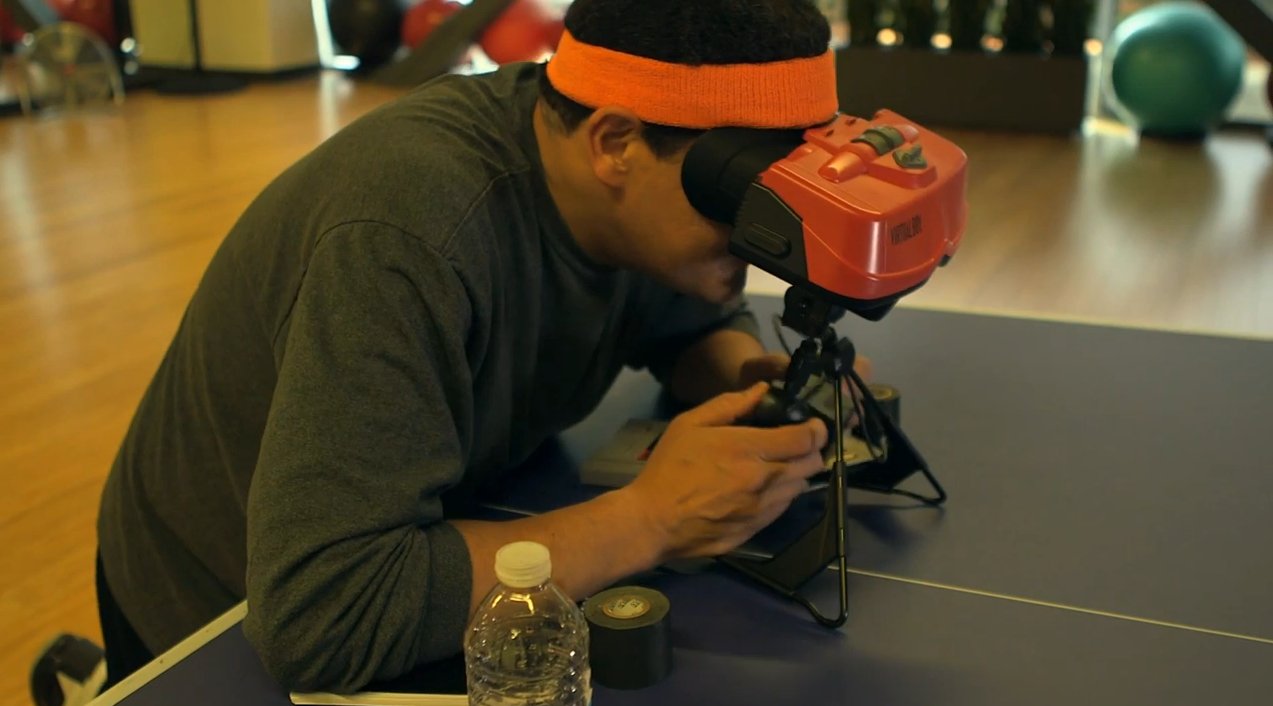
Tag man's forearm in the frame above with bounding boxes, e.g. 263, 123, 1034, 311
665, 328, 765, 406
451, 329, 767, 615
451, 488, 664, 616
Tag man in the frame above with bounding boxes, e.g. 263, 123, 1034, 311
36, 0, 846, 700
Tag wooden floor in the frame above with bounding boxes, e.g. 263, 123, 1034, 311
0, 71, 1270, 706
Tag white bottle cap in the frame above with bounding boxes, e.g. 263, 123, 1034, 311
494, 541, 552, 588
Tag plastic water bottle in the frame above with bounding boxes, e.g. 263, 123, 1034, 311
464, 542, 591, 706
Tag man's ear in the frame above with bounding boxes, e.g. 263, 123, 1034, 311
583, 106, 645, 189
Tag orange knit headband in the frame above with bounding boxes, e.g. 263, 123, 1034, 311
545, 30, 839, 130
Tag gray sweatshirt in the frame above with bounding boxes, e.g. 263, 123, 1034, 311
97, 63, 757, 691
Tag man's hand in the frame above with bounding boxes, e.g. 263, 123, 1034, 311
454, 383, 826, 618
620, 383, 828, 561
737, 352, 874, 429
737, 353, 792, 389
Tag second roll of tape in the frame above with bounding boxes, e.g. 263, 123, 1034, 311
583, 586, 672, 690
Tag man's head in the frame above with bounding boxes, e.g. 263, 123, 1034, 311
533, 0, 833, 304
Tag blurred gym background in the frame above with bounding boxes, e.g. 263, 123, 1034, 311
0, 2, 1270, 706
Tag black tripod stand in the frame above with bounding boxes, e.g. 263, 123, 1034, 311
723, 285, 947, 627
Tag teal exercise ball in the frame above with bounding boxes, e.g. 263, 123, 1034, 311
1106, 1, 1246, 136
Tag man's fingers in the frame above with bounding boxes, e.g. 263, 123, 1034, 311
854, 354, 873, 382
746, 419, 828, 462
773, 451, 827, 483
791, 450, 828, 480
677, 382, 769, 427
740, 354, 790, 381
753, 479, 810, 529
752, 451, 826, 494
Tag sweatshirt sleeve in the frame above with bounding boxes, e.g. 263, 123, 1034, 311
242, 222, 476, 692
625, 289, 762, 384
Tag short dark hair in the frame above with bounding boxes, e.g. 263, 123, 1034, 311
538, 0, 831, 158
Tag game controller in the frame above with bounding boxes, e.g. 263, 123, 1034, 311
745, 383, 819, 428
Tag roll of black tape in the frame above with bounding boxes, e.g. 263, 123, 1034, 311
869, 383, 901, 424
584, 586, 672, 690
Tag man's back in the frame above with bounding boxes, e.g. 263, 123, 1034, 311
71, 2, 839, 697
97, 65, 729, 685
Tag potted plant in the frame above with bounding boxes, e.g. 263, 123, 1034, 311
849, 0, 880, 46
948, 0, 992, 51
1002, 0, 1045, 53
900, 0, 937, 48
1048, 0, 1094, 55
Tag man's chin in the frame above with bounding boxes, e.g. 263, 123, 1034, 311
701, 278, 746, 305
664, 267, 747, 304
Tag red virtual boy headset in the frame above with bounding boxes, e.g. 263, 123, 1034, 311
548, 30, 969, 324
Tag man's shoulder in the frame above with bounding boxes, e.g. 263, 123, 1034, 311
329, 64, 540, 186
263, 66, 544, 252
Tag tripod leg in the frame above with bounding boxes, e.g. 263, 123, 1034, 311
844, 367, 947, 505
720, 370, 853, 628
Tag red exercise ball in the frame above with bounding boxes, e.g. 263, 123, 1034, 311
541, 17, 564, 50
402, 0, 462, 50
49, 0, 117, 44
0, 5, 27, 44
479, 0, 554, 64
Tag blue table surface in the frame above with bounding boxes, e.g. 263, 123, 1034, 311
542, 301, 1273, 639
102, 300, 1273, 706
116, 567, 1273, 706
